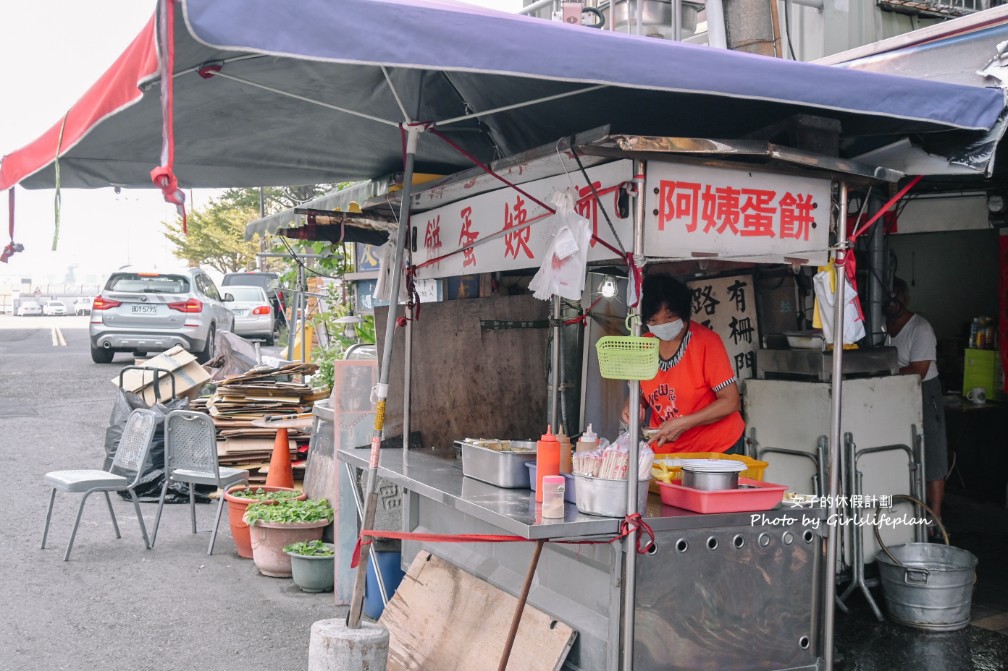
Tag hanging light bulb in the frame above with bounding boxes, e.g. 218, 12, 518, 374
599, 276, 617, 299
335, 314, 363, 339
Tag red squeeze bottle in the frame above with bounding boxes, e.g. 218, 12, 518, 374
536, 425, 561, 503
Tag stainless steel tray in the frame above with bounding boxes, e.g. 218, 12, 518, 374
458, 440, 537, 489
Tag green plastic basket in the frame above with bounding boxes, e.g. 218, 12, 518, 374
595, 336, 660, 380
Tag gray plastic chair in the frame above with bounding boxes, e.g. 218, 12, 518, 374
151, 410, 249, 555
42, 408, 158, 561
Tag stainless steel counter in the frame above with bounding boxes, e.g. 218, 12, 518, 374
337, 446, 789, 537
338, 445, 822, 671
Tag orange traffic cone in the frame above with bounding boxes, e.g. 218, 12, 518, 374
265, 427, 294, 489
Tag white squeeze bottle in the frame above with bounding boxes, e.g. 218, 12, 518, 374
575, 424, 599, 454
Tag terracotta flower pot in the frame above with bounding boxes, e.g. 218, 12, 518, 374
223, 485, 304, 559
249, 520, 329, 577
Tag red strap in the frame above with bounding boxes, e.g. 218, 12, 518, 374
621, 512, 655, 555
848, 175, 922, 243
428, 127, 556, 216
564, 294, 604, 326
351, 529, 526, 568
151, 0, 188, 233
351, 512, 655, 568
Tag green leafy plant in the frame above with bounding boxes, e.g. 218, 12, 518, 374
310, 282, 376, 390
228, 487, 302, 501
283, 539, 335, 557
243, 498, 333, 525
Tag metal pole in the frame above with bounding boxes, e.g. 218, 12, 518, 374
347, 124, 420, 629
822, 181, 848, 671
705, 0, 728, 48
620, 159, 646, 671
287, 264, 302, 359
300, 270, 307, 364
551, 296, 561, 431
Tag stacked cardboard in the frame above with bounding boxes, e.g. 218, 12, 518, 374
192, 363, 328, 483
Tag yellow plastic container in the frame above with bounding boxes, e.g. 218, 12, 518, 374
650, 452, 768, 493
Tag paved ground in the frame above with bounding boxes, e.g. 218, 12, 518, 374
4, 314, 1008, 670
0, 316, 345, 671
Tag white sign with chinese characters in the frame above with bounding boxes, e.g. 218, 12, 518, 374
645, 162, 831, 265
686, 274, 759, 381
412, 160, 634, 279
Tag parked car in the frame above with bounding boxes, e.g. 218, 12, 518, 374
43, 300, 69, 316
88, 267, 235, 364
221, 272, 286, 331
16, 300, 42, 316
225, 285, 275, 345
73, 297, 94, 315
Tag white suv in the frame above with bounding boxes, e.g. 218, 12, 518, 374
89, 268, 235, 364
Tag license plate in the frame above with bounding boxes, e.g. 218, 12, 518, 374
131, 304, 158, 314
233, 309, 248, 317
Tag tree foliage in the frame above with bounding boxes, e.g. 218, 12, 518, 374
163, 199, 261, 274
220, 185, 336, 217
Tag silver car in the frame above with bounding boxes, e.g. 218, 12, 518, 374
225, 285, 275, 344
89, 267, 235, 364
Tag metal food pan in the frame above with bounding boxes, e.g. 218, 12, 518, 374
458, 440, 537, 489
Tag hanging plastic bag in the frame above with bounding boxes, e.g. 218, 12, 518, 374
813, 261, 865, 345
529, 190, 592, 301
374, 239, 407, 304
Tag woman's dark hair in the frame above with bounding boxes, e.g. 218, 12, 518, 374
891, 276, 909, 298
641, 273, 692, 323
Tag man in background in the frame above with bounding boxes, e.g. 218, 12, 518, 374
886, 276, 948, 534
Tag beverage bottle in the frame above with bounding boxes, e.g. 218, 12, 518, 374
575, 424, 599, 454
536, 425, 561, 503
557, 427, 573, 474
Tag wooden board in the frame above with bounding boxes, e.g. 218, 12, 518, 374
381, 552, 575, 671
376, 294, 549, 456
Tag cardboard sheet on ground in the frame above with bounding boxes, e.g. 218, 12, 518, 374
113, 345, 211, 405
381, 552, 576, 671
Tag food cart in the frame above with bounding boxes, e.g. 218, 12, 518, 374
324, 129, 912, 670
1, 2, 1004, 669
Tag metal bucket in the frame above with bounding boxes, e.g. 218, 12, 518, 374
573, 475, 649, 517
875, 543, 978, 631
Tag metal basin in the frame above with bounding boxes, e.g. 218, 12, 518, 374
682, 468, 739, 491
609, 0, 703, 39
876, 542, 978, 631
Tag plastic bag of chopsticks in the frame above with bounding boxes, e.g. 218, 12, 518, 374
572, 431, 653, 480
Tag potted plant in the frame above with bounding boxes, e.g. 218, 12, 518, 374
244, 498, 333, 577
223, 485, 305, 559
284, 539, 336, 593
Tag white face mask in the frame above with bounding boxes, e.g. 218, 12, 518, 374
649, 319, 684, 342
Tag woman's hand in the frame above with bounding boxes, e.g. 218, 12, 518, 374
621, 400, 645, 426
652, 415, 694, 448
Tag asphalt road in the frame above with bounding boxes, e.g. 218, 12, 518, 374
0, 315, 341, 671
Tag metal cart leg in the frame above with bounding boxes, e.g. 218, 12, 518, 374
345, 462, 389, 607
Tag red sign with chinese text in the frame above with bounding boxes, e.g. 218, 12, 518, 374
646, 163, 830, 265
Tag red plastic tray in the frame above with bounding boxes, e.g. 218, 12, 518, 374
657, 478, 788, 513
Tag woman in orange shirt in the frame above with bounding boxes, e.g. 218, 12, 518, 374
622, 273, 745, 454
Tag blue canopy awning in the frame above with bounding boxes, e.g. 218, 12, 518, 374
3, 0, 1004, 192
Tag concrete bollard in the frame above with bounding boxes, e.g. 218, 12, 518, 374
308, 618, 389, 671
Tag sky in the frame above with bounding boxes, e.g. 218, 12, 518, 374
0, 0, 523, 288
